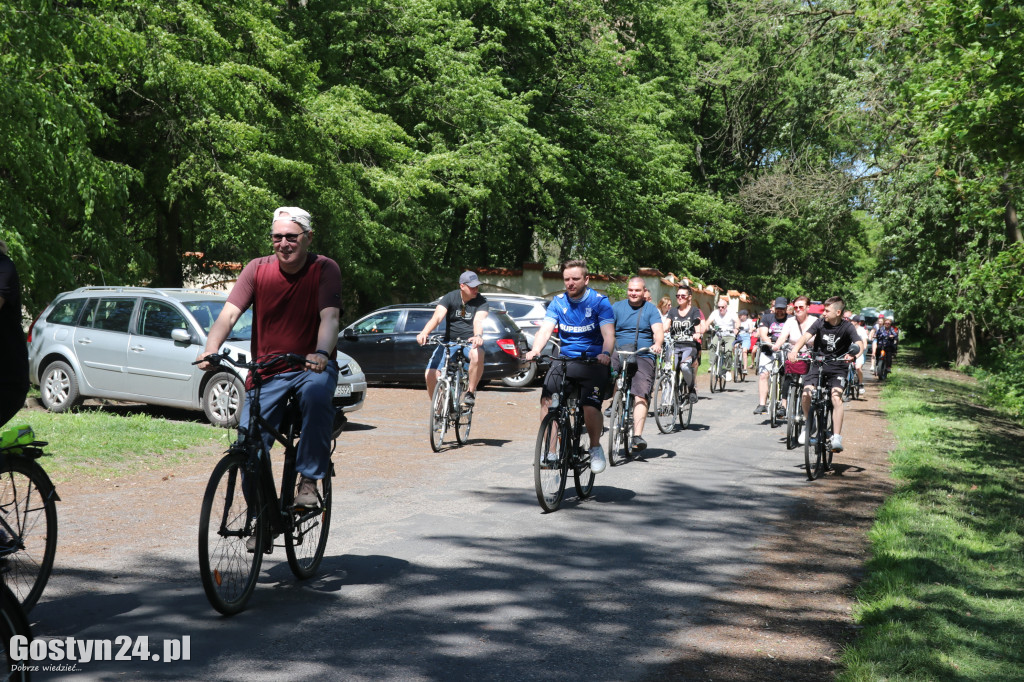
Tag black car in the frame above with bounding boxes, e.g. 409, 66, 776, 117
338, 304, 528, 385
481, 294, 559, 387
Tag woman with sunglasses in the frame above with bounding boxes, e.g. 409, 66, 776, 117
665, 285, 705, 404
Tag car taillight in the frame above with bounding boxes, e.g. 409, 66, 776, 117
26, 311, 44, 343
497, 338, 519, 358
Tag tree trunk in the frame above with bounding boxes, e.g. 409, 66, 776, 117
955, 313, 977, 367
1005, 195, 1022, 244
155, 202, 184, 287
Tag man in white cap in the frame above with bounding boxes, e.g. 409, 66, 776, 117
199, 207, 342, 519
417, 270, 490, 406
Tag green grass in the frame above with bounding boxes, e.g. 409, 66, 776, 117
6, 406, 230, 481
838, 364, 1024, 681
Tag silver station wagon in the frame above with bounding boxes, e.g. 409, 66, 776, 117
26, 287, 366, 429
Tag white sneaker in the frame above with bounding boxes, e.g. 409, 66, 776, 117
544, 451, 559, 464
589, 445, 607, 474
725, 371, 732, 382
798, 427, 807, 446
830, 434, 844, 452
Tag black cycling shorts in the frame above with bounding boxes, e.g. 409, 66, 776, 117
804, 365, 847, 391
542, 358, 608, 409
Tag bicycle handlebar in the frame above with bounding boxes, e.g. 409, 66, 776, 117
424, 335, 474, 347
195, 350, 307, 372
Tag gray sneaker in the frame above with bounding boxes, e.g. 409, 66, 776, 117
589, 445, 607, 474
753, 404, 767, 415
294, 475, 320, 508
631, 435, 648, 452
463, 391, 475, 407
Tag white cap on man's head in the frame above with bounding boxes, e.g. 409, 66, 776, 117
273, 206, 312, 232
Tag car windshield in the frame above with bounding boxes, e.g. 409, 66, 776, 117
185, 301, 254, 340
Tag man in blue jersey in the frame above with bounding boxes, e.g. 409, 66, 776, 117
525, 259, 615, 473
610, 276, 663, 452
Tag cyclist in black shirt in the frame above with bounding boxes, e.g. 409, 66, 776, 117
417, 271, 491, 407
787, 296, 865, 453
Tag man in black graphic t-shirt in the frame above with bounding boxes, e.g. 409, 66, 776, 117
417, 271, 491, 407
788, 295, 864, 454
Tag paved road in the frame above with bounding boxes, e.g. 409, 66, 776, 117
31, 374, 817, 681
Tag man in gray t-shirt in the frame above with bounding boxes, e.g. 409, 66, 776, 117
416, 271, 491, 407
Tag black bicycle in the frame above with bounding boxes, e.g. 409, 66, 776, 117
803, 353, 839, 481
876, 345, 894, 381
606, 347, 652, 465
426, 338, 474, 452
0, 426, 59, 612
197, 351, 334, 615
652, 338, 694, 433
784, 369, 804, 450
732, 338, 747, 383
842, 360, 859, 402
533, 355, 598, 512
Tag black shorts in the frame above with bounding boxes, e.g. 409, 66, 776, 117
611, 353, 656, 400
804, 365, 847, 391
542, 358, 609, 409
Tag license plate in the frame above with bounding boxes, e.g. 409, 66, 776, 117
334, 383, 352, 397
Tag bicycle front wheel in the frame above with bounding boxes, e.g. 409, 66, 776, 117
653, 373, 677, 434
0, 583, 31, 681
677, 383, 694, 429
0, 456, 58, 611
769, 374, 780, 428
535, 412, 568, 512
785, 382, 800, 450
455, 403, 473, 444
428, 382, 449, 452
199, 452, 265, 615
804, 410, 825, 480
573, 427, 595, 499
284, 466, 332, 580
606, 390, 626, 466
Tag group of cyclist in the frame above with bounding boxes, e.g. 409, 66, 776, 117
407, 257, 900, 479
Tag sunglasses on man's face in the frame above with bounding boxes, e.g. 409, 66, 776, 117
270, 232, 303, 243
793, 305, 806, 310
677, 294, 690, 299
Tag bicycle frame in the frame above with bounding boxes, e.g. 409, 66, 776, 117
804, 353, 837, 480
427, 338, 473, 451
608, 348, 649, 463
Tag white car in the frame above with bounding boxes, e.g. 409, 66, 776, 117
27, 286, 366, 430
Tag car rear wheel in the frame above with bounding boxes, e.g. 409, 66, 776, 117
203, 372, 244, 428
501, 363, 537, 388
39, 361, 82, 413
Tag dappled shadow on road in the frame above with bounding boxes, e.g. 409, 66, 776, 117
31, 466, 865, 681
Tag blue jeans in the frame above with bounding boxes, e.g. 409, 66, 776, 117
239, 364, 338, 480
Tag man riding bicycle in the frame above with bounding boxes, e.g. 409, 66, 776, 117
705, 297, 739, 381
754, 297, 790, 415
788, 296, 865, 453
198, 207, 342, 509
416, 271, 490, 407
524, 259, 615, 473
610, 276, 664, 452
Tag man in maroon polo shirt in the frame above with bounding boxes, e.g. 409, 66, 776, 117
199, 207, 342, 509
